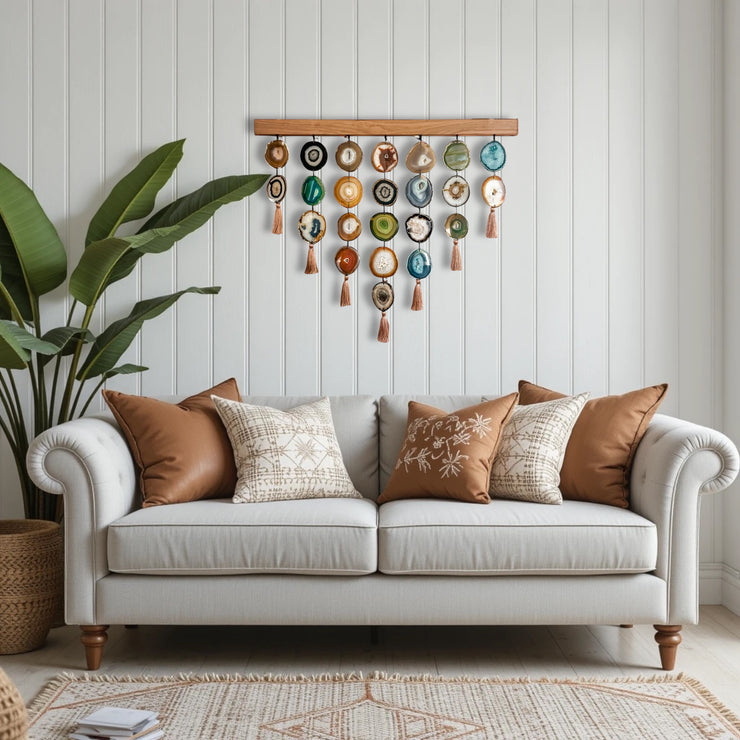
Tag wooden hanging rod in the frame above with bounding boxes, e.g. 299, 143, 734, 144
253, 118, 518, 137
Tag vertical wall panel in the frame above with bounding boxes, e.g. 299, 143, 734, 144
356, 0, 393, 396
536, 0, 572, 392
320, 0, 356, 395
247, 0, 284, 394
140, 0, 177, 395
283, 0, 320, 396
499, 0, 535, 393
572, 0, 608, 397
608, 0, 644, 394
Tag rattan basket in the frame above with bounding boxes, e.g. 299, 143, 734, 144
0, 668, 27, 740
0, 520, 63, 654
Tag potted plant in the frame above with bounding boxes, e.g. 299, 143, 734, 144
0, 139, 267, 652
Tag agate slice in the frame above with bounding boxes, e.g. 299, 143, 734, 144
405, 175, 433, 209
371, 142, 399, 172
405, 213, 433, 243
369, 246, 398, 278
444, 213, 469, 240
370, 212, 399, 242
372, 281, 395, 311
480, 140, 506, 171
264, 139, 289, 168
405, 140, 436, 173
298, 210, 326, 243
300, 140, 328, 170
443, 140, 470, 171
373, 179, 398, 206
481, 175, 506, 208
334, 177, 363, 208
442, 175, 470, 207
301, 175, 325, 206
335, 245, 360, 275
407, 247, 432, 280
335, 141, 363, 172
337, 212, 362, 241
265, 174, 287, 203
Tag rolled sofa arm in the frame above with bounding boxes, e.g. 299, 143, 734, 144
26, 416, 137, 625
630, 413, 739, 624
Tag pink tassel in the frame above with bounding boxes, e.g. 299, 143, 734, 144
305, 244, 318, 274
271, 203, 283, 234
377, 312, 390, 343
340, 276, 351, 306
450, 239, 462, 271
486, 206, 498, 239
411, 279, 423, 311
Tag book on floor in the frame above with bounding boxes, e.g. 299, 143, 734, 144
70, 706, 160, 740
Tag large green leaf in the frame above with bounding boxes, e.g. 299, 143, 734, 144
0, 320, 60, 369
77, 286, 220, 380
0, 220, 33, 321
69, 228, 178, 306
38, 326, 94, 367
85, 140, 185, 245
0, 164, 67, 312
103, 363, 148, 379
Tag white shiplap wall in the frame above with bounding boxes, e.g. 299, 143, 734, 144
0, 0, 729, 599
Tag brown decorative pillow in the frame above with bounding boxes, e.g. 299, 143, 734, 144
378, 394, 519, 505
518, 381, 668, 508
103, 378, 241, 507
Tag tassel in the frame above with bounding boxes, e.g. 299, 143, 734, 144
377, 311, 390, 343
411, 279, 423, 311
305, 244, 318, 274
486, 206, 498, 238
340, 276, 351, 306
450, 239, 462, 271
271, 203, 283, 234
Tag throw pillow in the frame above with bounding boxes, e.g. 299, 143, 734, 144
378, 394, 519, 505
488, 393, 590, 504
518, 381, 668, 508
211, 396, 361, 503
103, 378, 241, 507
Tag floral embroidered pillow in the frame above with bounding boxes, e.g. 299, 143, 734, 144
378, 394, 519, 505
212, 396, 361, 503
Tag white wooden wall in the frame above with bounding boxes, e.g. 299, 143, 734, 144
0, 0, 729, 601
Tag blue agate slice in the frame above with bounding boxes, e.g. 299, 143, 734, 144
480, 140, 506, 171
407, 248, 432, 279
405, 175, 433, 208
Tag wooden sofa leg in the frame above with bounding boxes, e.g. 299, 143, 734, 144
654, 625, 682, 670
80, 625, 109, 670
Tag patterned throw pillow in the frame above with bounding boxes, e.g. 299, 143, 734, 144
378, 394, 519, 504
489, 393, 590, 504
212, 396, 361, 503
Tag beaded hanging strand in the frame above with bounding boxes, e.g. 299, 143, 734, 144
334, 135, 362, 306
480, 134, 506, 238
264, 136, 289, 234
299, 136, 328, 274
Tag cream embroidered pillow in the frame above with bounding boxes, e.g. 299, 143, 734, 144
212, 396, 361, 503
489, 393, 589, 504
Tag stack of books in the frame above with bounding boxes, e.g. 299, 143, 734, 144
69, 707, 163, 740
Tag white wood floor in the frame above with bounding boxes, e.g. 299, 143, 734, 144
3, 605, 740, 716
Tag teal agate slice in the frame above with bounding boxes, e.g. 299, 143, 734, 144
301, 175, 325, 206
407, 248, 432, 279
480, 140, 506, 171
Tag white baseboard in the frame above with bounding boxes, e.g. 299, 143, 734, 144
700, 562, 740, 615
722, 563, 740, 615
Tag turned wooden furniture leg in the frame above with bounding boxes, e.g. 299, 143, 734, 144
654, 625, 682, 670
80, 625, 109, 670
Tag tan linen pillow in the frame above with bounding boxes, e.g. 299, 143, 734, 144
212, 396, 361, 503
518, 381, 668, 508
103, 378, 240, 507
489, 393, 589, 504
378, 394, 519, 505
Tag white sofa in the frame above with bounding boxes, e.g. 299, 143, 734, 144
27, 394, 739, 671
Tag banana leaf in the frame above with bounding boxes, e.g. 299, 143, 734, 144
39, 326, 94, 367
85, 140, 185, 245
0, 320, 60, 369
77, 286, 220, 380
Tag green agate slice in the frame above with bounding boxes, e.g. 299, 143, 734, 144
301, 175, 325, 206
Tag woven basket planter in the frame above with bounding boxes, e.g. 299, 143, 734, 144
0, 520, 63, 654
0, 668, 27, 740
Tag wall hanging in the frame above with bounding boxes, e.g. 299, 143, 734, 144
254, 118, 518, 342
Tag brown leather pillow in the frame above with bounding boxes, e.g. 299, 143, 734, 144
103, 378, 241, 507
378, 394, 519, 505
518, 381, 668, 508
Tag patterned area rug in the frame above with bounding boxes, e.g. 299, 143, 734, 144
27, 672, 740, 739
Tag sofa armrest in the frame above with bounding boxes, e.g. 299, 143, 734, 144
630, 413, 739, 624
26, 416, 137, 624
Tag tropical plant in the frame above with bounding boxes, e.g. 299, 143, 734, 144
0, 140, 268, 522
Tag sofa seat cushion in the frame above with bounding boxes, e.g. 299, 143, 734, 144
108, 498, 378, 575
378, 499, 657, 575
